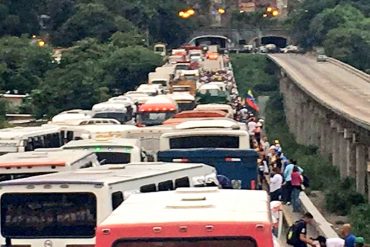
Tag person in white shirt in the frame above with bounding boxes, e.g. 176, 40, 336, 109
269, 168, 283, 201
313, 235, 345, 247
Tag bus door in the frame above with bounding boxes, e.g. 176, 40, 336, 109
158, 148, 258, 189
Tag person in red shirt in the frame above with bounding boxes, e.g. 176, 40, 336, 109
291, 166, 303, 212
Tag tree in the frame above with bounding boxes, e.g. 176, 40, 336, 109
0, 36, 54, 94
101, 46, 163, 93
110, 31, 145, 48
54, 3, 119, 46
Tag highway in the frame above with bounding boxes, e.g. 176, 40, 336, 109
269, 54, 370, 130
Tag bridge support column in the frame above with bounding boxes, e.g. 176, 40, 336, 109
338, 130, 347, 178
355, 144, 367, 194
344, 129, 356, 178
330, 121, 340, 168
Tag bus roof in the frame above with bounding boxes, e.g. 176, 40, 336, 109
92, 102, 128, 112
175, 119, 241, 130
99, 188, 270, 225
0, 163, 213, 187
62, 138, 140, 149
174, 110, 227, 118
0, 150, 95, 168
0, 126, 61, 140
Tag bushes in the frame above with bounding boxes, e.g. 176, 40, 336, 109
350, 204, 370, 241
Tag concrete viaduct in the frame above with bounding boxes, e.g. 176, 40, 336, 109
269, 54, 370, 201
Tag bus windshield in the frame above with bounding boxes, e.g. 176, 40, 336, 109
93, 112, 130, 123
169, 136, 239, 149
113, 237, 257, 247
138, 112, 176, 126
96, 152, 131, 164
1, 193, 97, 238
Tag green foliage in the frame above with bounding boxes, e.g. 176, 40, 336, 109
288, 0, 370, 71
101, 46, 163, 93
29, 38, 162, 118
231, 54, 278, 98
350, 204, 370, 241
0, 36, 54, 93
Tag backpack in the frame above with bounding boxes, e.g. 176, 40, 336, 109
302, 175, 310, 188
286, 220, 303, 245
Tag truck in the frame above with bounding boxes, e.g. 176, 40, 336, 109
169, 79, 197, 96
158, 148, 258, 189
148, 72, 170, 88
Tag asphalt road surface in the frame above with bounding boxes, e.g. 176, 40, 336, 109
269, 54, 370, 130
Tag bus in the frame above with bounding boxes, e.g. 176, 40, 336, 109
169, 92, 195, 112
92, 102, 133, 124
136, 95, 178, 127
0, 162, 217, 247
62, 138, 143, 164
159, 119, 250, 150
158, 149, 258, 189
0, 126, 64, 155
96, 188, 279, 247
195, 103, 234, 118
68, 124, 139, 140
0, 149, 100, 181
51, 109, 92, 123
162, 110, 228, 126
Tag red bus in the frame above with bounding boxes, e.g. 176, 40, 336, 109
96, 188, 280, 247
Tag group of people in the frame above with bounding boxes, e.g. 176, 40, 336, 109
233, 106, 366, 247
289, 213, 364, 247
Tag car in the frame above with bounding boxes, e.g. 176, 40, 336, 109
281, 45, 299, 53
316, 54, 328, 62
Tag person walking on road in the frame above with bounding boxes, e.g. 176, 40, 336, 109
291, 166, 303, 212
341, 224, 356, 247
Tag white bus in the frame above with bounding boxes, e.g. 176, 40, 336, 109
92, 101, 133, 124
51, 109, 92, 123
96, 188, 280, 247
62, 138, 143, 164
159, 119, 250, 150
0, 149, 100, 181
67, 124, 139, 140
0, 162, 217, 247
195, 103, 234, 118
0, 126, 64, 155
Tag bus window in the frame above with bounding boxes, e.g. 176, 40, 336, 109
1, 192, 97, 238
140, 184, 157, 193
80, 161, 93, 169
175, 177, 190, 188
169, 136, 239, 149
96, 152, 131, 165
113, 237, 257, 247
111, 192, 124, 210
158, 180, 174, 191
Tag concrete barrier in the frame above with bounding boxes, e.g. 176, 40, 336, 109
299, 192, 339, 238
327, 57, 370, 83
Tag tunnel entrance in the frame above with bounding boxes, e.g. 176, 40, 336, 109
261, 36, 287, 48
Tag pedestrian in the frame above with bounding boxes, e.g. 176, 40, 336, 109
262, 136, 270, 156
282, 160, 303, 204
341, 224, 356, 247
269, 167, 283, 201
254, 122, 262, 144
312, 235, 345, 247
286, 212, 316, 247
291, 166, 303, 212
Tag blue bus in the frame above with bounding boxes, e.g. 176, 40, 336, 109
158, 148, 258, 189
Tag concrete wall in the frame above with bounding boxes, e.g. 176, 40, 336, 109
278, 71, 370, 201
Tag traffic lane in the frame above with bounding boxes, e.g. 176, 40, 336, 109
270, 54, 370, 127
203, 56, 224, 71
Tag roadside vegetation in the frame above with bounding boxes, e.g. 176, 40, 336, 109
288, 0, 370, 72
231, 54, 370, 241
0, 0, 195, 118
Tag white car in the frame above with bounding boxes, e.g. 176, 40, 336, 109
316, 54, 328, 62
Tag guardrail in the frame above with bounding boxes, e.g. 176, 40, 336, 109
327, 57, 370, 83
